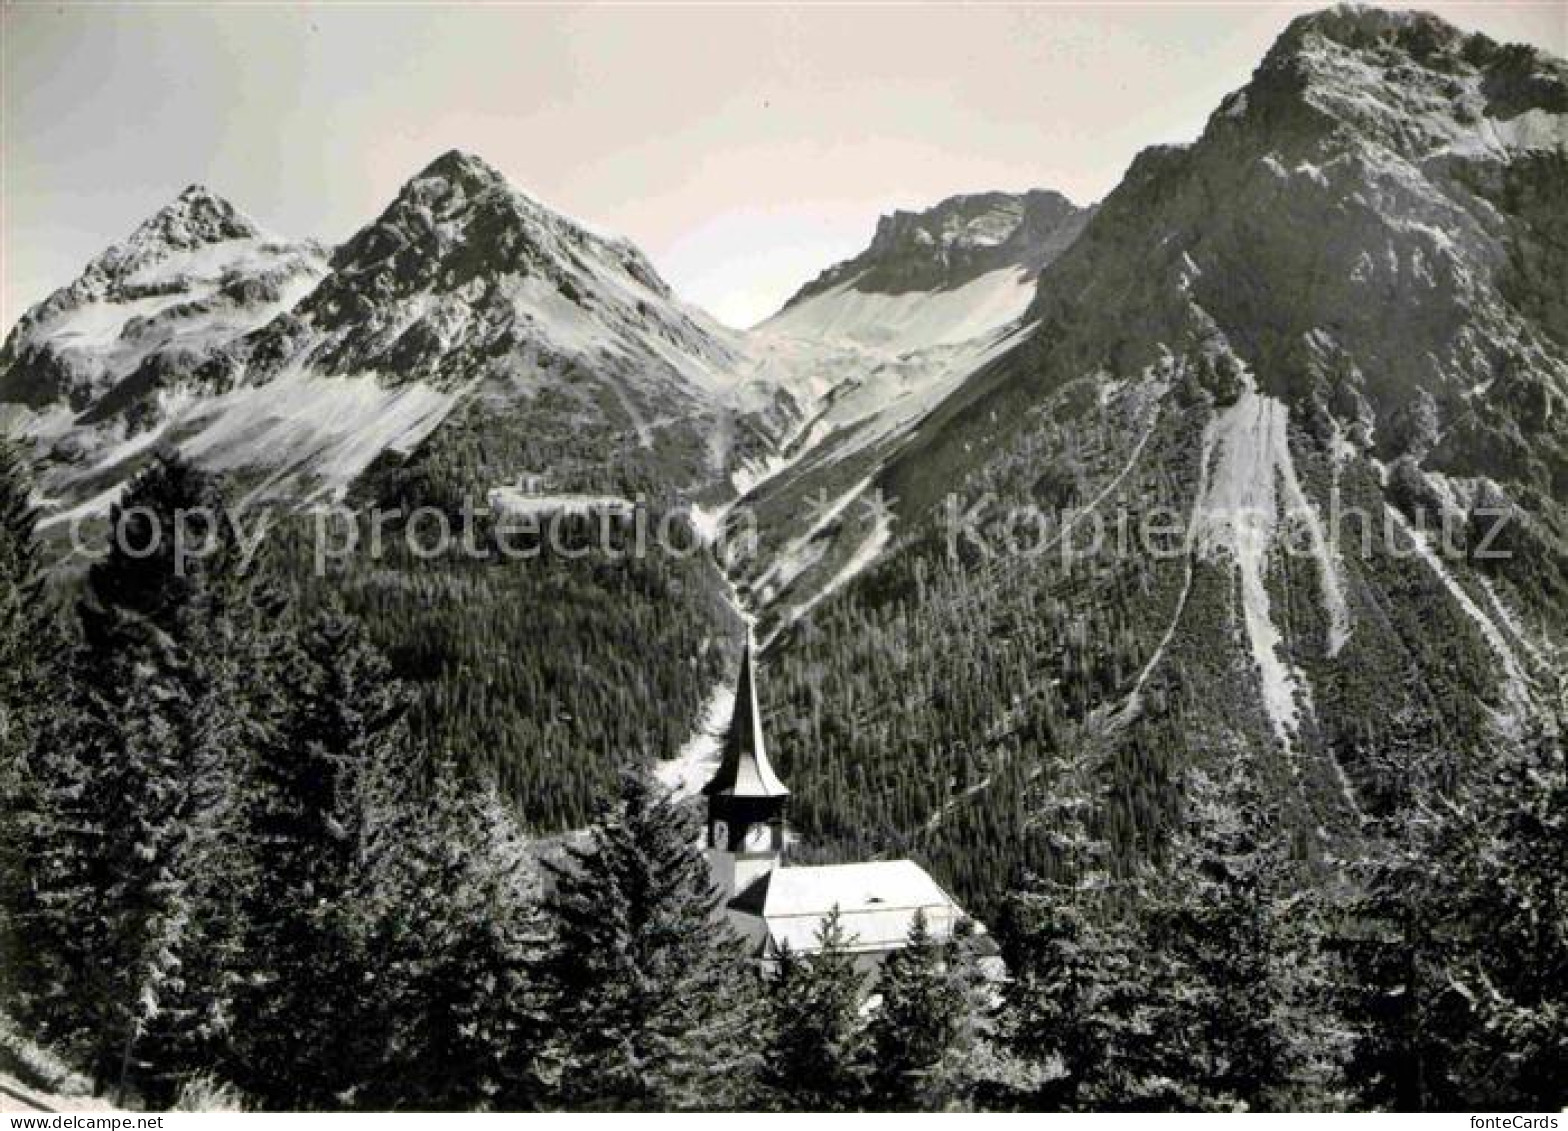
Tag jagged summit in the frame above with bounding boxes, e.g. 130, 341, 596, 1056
1210, 3, 1567, 157
325, 147, 676, 303
0, 183, 324, 411
45, 183, 272, 295
783, 188, 1089, 307
140, 183, 259, 238
1269, 3, 1557, 66
416, 147, 510, 187
1276, 3, 1456, 49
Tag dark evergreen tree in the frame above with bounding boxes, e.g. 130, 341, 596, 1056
1372, 719, 1568, 1111
763, 907, 871, 1111
0, 439, 48, 788
36, 452, 274, 1102
1336, 798, 1485, 1110
0, 439, 63, 1017
229, 609, 409, 1109
363, 769, 546, 1111
999, 875, 1160, 1110
867, 910, 981, 1110
996, 791, 1167, 1110
533, 772, 762, 1110
1144, 763, 1348, 1110
1460, 721, 1567, 1109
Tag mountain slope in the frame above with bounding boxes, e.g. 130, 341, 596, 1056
757, 5, 1567, 912
732, 189, 1091, 629
0, 186, 327, 418
765, 189, 1088, 352
4, 152, 789, 525
0, 153, 763, 833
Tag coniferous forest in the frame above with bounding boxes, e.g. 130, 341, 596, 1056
1, 443, 1563, 1112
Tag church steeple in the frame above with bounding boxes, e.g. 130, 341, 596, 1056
702, 640, 788, 800
702, 638, 789, 899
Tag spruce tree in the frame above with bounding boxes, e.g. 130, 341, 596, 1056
1145, 763, 1348, 1111
763, 907, 871, 1111
0, 438, 48, 790
1333, 716, 1566, 1112
1438, 720, 1567, 1109
230, 609, 409, 1109
996, 791, 1163, 1110
1475, 723, 1568, 1108
363, 768, 546, 1111
40, 452, 272, 1102
866, 910, 981, 1110
534, 771, 762, 1110
1336, 803, 1483, 1110
0, 439, 63, 1019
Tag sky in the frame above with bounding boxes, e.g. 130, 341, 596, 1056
2, 2, 1564, 331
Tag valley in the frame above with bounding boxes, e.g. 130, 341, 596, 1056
2, 7, 1564, 917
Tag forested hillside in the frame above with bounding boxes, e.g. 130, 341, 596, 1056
757, 4, 1565, 916
1, 2, 1565, 1113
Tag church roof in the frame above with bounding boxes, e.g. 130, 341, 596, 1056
701, 641, 789, 800
730, 860, 963, 955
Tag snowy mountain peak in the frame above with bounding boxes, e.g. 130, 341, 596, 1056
324, 147, 676, 305
415, 147, 511, 191
91, 185, 268, 281
782, 188, 1089, 311
262, 148, 728, 387
1221, 4, 1568, 160
0, 184, 324, 412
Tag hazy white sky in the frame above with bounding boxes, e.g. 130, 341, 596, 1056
3, 2, 1563, 330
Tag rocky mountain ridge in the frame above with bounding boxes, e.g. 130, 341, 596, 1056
784, 189, 1089, 304
747, 4, 1565, 902
2, 151, 787, 515
0, 186, 326, 416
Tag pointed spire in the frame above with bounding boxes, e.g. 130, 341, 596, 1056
702, 635, 789, 799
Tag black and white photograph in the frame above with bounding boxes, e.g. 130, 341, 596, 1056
0, 0, 1564, 1116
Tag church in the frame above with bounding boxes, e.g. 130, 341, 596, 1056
700, 642, 972, 971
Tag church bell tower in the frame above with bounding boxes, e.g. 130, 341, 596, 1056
701, 639, 788, 900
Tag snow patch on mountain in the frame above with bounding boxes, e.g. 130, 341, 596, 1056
657, 681, 736, 800
1193, 384, 1316, 745
763, 265, 1037, 352
187, 371, 465, 503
